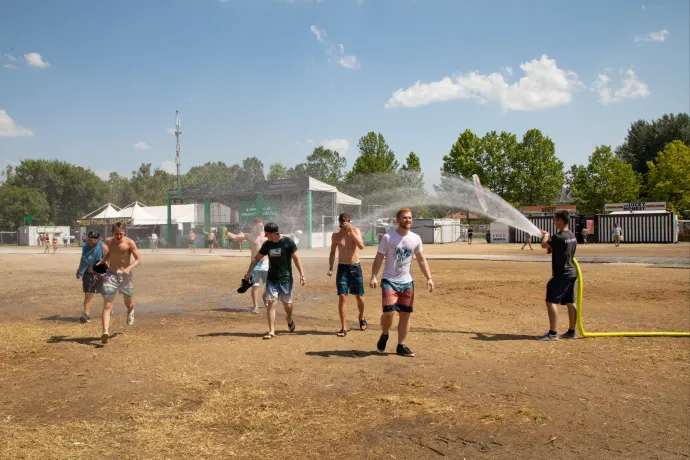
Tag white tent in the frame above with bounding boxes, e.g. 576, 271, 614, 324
116, 202, 161, 226
307, 178, 361, 206
82, 203, 121, 219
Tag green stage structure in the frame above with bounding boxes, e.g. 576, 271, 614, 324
166, 178, 361, 249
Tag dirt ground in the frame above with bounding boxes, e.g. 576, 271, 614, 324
0, 248, 688, 459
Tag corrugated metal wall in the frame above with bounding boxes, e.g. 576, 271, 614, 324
515, 217, 577, 243
597, 213, 676, 243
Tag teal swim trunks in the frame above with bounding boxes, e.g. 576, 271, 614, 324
102, 271, 134, 297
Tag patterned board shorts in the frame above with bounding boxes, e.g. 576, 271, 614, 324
102, 271, 134, 297
381, 279, 415, 313
265, 280, 292, 304
82, 272, 104, 294
336, 263, 365, 296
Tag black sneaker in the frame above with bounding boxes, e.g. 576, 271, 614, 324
101, 333, 109, 344
396, 344, 415, 357
376, 333, 389, 353
79, 312, 91, 324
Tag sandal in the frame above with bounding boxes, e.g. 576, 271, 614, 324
287, 320, 296, 332
337, 329, 347, 337
263, 332, 275, 340
359, 318, 368, 331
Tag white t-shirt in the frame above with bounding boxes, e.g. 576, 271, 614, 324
151, 233, 158, 241
377, 230, 423, 284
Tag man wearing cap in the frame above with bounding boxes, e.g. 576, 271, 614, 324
76, 231, 109, 324
244, 222, 306, 339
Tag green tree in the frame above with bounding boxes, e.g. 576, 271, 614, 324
399, 152, 425, 193
646, 140, 690, 215
0, 184, 51, 229
287, 163, 308, 178
343, 132, 400, 207
106, 172, 137, 207
183, 161, 242, 187
617, 113, 690, 175
11, 159, 108, 225
130, 163, 176, 205
510, 129, 565, 206
436, 129, 482, 191
306, 146, 347, 185
238, 157, 265, 186
480, 131, 517, 199
267, 163, 289, 180
569, 145, 641, 215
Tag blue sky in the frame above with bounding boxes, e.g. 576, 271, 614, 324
1, 0, 688, 193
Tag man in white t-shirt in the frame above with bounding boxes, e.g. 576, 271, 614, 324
370, 208, 434, 357
151, 232, 158, 251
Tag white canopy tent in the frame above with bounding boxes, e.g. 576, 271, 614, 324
307, 178, 361, 206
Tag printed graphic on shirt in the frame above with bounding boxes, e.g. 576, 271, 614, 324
269, 248, 282, 257
395, 247, 413, 262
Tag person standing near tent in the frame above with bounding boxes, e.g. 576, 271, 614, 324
151, 231, 159, 251
370, 208, 434, 357
76, 231, 108, 324
538, 210, 578, 341
328, 213, 367, 337
100, 222, 142, 344
243, 222, 306, 339
229, 218, 269, 314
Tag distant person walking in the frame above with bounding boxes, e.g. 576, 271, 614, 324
151, 232, 159, 251
538, 210, 578, 341
76, 231, 108, 324
52, 235, 59, 254
467, 227, 473, 245
205, 229, 216, 253
43, 234, 51, 254
188, 230, 196, 253
370, 208, 434, 357
328, 213, 367, 337
521, 234, 533, 250
581, 226, 588, 245
612, 223, 622, 248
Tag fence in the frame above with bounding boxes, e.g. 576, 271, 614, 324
0, 231, 18, 245
597, 213, 677, 243
515, 216, 578, 243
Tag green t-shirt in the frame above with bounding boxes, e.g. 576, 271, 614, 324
259, 237, 297, 284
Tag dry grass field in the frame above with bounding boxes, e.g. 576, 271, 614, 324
0, 244, 688, 459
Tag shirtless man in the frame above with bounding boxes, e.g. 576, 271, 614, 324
328, 213, 367, 336
188, 229, 196, 253
52, 235, 59, 254
205, 229, 216, 253
227, 218, 269, 314
100, 222, 142, 344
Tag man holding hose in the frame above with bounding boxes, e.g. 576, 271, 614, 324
539, 210, 578, 341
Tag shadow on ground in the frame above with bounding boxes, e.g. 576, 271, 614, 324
305, 349, 382, 358
46, 333, 119, 348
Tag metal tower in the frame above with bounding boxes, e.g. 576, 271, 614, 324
175, 110, 182, 190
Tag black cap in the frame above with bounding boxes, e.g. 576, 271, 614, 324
88, 231, 100, 239
264, 222, 279, 233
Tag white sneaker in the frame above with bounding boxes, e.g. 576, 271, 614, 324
126, 311, 135, 326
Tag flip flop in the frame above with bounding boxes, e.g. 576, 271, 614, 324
337, 329, 347, 337
287, 321, 296, 332
359, 319, 368, 331
263, 332, 275, 340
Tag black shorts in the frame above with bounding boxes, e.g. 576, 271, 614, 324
546, 276, 576, 305
82, 272, 103, 293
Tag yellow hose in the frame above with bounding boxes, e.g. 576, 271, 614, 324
574, 258, 690, 337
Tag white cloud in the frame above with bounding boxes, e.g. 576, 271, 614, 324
385, 55, 582, 112
132, 141, 151, 150
3, 64, 17, 70
310, 25, 360, 70
591, 69, 650, 105
310, 25, 325, 43
161, 160, 177, 174
502, 66, 513, 76
634, 29, 669, 42
0, 110, 34, 137
167, 128, 176, 135
4, 54, 17, 61
323, 139, 349, 155
24, 52, 50, 69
